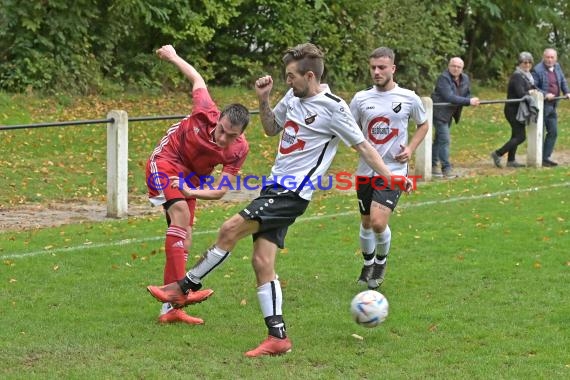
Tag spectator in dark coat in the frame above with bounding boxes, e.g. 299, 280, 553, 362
491, 52, 537, 168
431, 57, 480, 178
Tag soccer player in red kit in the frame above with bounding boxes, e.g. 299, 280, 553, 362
146, 45, 250, 325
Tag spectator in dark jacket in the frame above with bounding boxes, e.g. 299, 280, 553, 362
491, 52, 537, 168
531, 48, 570, 167
431, 57, 480, 178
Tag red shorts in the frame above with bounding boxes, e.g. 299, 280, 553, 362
146, 159, 196, 226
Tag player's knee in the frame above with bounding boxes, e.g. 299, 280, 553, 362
219, 217, 241, 243
166, 200, 191, 225
361, 220, 372, 230
251, 253, 271, 271
371, 221, 387, 234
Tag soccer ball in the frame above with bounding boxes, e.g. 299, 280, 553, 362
350, 290, 389, 328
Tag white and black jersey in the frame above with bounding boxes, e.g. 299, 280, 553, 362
268, 85, 365, 200
350, 85, 427, 177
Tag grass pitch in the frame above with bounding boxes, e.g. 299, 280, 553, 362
2, 169, 569, 379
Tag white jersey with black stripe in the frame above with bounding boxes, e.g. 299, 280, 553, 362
350, 84, 427, 176
268, 85, 365, 200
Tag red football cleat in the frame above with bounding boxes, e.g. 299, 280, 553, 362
147, 282, 214, 308
244, 336, 292, 357
147, 282, 186, 307
158, 308, 204, 325
185, 288, 214, 306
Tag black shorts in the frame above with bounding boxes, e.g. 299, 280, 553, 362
356, 176, 401, 215
239, 185, 310, 249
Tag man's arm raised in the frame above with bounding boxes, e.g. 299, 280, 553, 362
156, 44, 206, 91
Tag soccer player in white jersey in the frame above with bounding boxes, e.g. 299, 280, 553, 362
349, 47, 429, 290
146, 43, 410, 357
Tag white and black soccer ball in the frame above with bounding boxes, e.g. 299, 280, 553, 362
350, 290, 389, 328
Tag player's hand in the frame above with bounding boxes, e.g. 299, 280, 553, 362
403, 177, 414, 194
255, 75, 273, 98
156, 45, 177, 62
169, 176, 192, 197
169, 176, 180, 189
394, 144, 411, 163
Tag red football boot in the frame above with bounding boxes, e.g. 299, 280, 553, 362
158, 308, 204, 325
244, 336, 292, 357
147, 282, 213, 308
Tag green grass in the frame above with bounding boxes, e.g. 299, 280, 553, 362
1, 87, 570, 378
1, 169, 569, 379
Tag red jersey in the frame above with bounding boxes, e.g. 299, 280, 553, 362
149, 88, 249, 186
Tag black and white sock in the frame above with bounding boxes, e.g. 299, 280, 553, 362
258, 278, 286, 339
179, 245, 230, 293
375, 225, 391, 262
360, 224, 376, 265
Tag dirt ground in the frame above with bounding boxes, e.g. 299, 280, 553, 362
1, 151, 568, 232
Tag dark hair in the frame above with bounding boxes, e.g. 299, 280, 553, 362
220, 103, 250, 132
369, 47, 395, 62
282, 43, 325, 80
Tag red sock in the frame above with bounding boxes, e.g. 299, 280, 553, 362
163, 225, 188, 285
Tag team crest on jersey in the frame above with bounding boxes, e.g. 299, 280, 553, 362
279, 120, 306, 154
392, 103, 402, 113
305, 113, 317, 124
193, 127, 200, 135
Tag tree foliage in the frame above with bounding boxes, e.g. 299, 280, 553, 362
0, 0, 569, 94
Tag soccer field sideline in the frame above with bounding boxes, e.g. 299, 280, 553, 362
2, 180, 569, 261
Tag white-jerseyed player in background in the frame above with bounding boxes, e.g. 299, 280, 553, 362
349, 47, 429, 290
146, 43, 412, 357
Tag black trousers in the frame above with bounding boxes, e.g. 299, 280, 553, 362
496, 117, 526, 162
